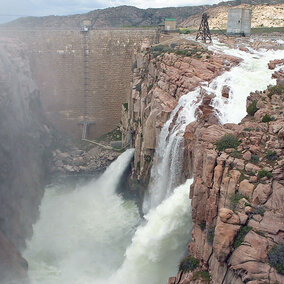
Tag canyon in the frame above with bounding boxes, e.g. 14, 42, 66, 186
0, 5, 284, 284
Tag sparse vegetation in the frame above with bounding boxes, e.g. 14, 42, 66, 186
252, 206, 265, 216
144, 155, 152, 163
147, 84, 154, 93
216, 134, 240, 151
247, 100, 259, 116
251, 154, 260, 164
268, 85, 284, 98
97, 127, 122, 142
265, 150, 278, 161
207, 226, 215, 245
231, 150, 242, 159
234, 226, 252, 248
268, 243, 284, 275
193, 271, 210, 282
136, 161, 140, 172
257, 169, 273, 180
123, 102, 128, 111
179, 256, 199, 272
179, 28, 191, 34
262, 114, 274, 123
231, 192, 248, 210
199, 221, 206, 231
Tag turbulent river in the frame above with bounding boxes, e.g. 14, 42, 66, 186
24, 38, 284, 284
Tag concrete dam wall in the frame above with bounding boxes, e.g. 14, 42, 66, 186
0, 28, 157, 139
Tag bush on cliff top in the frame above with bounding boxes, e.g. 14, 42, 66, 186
247, 100, 259, 116
179, 256, 199, 272
268, 243, 284, 274
216, 134, 240, 151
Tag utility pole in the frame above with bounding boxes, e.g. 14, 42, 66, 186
196, 13, 212, 43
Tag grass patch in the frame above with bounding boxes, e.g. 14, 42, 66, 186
268, 243, 284, 275
179, 256, 199, 272
216, 134, 240, 151
179, 28, 191, 34
247, 100, 259, 116
257, 169, 273, 180
234, 226, 252, 248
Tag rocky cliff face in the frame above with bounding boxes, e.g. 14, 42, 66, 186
0, 38, 54, 282
122, 39, 284, 283
180, 3, 284, 29
121, 39, 240, 188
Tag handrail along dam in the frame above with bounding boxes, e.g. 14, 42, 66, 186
0, 28, 157, 138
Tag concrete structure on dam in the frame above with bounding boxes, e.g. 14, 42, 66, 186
0, 28, 157, 139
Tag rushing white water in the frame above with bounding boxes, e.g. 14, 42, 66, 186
143, 89, 202, 213
207, 39, 284, 124
24, 149, 140, 284
110, 179, 192, 284
24, 37, 284, 284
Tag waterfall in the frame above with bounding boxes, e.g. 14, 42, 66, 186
24, 149, 140, 284
143, 88, 202, 213
110, 179, 192, 284
24, 38, 284, 284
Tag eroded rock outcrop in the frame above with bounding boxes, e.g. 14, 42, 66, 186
123, 40, 284, 283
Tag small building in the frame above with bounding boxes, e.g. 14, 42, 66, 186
80, 19, 92, 32
227, 8, 252, 37
164, 18, 177, 31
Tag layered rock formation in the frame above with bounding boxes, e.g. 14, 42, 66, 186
122, 39, 284, 283
121, 39, 240, 186
0, 38, 54, 282
180, 3, 284, 30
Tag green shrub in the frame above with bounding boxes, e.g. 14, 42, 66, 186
251, 154, 260, 164
257, 169, 273, 179
265, 150, 278, 161
231, 150, 242, 158
234, 226, 252, 248
123, 102, 128, 111
144, 155, 152, 163
268, 85, 284, 98
216, 134, 240, 151
179, 256, 199, 272
262, 114, 274, 123
193, 271, 210, 281
231, 192, 248, 210
199, 221, 206, 231
247, 100, 259, 116
207, 226, 215, 245
268, 243, 284, 274
147, 84, 154, 93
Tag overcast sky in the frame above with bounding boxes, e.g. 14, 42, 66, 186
0, 0, 227, 24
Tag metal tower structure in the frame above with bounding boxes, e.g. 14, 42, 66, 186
196, 13, 212, 43
79, 23, 95, 140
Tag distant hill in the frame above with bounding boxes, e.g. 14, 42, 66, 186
3, 0, 284, 29
180, 3, 284, 29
